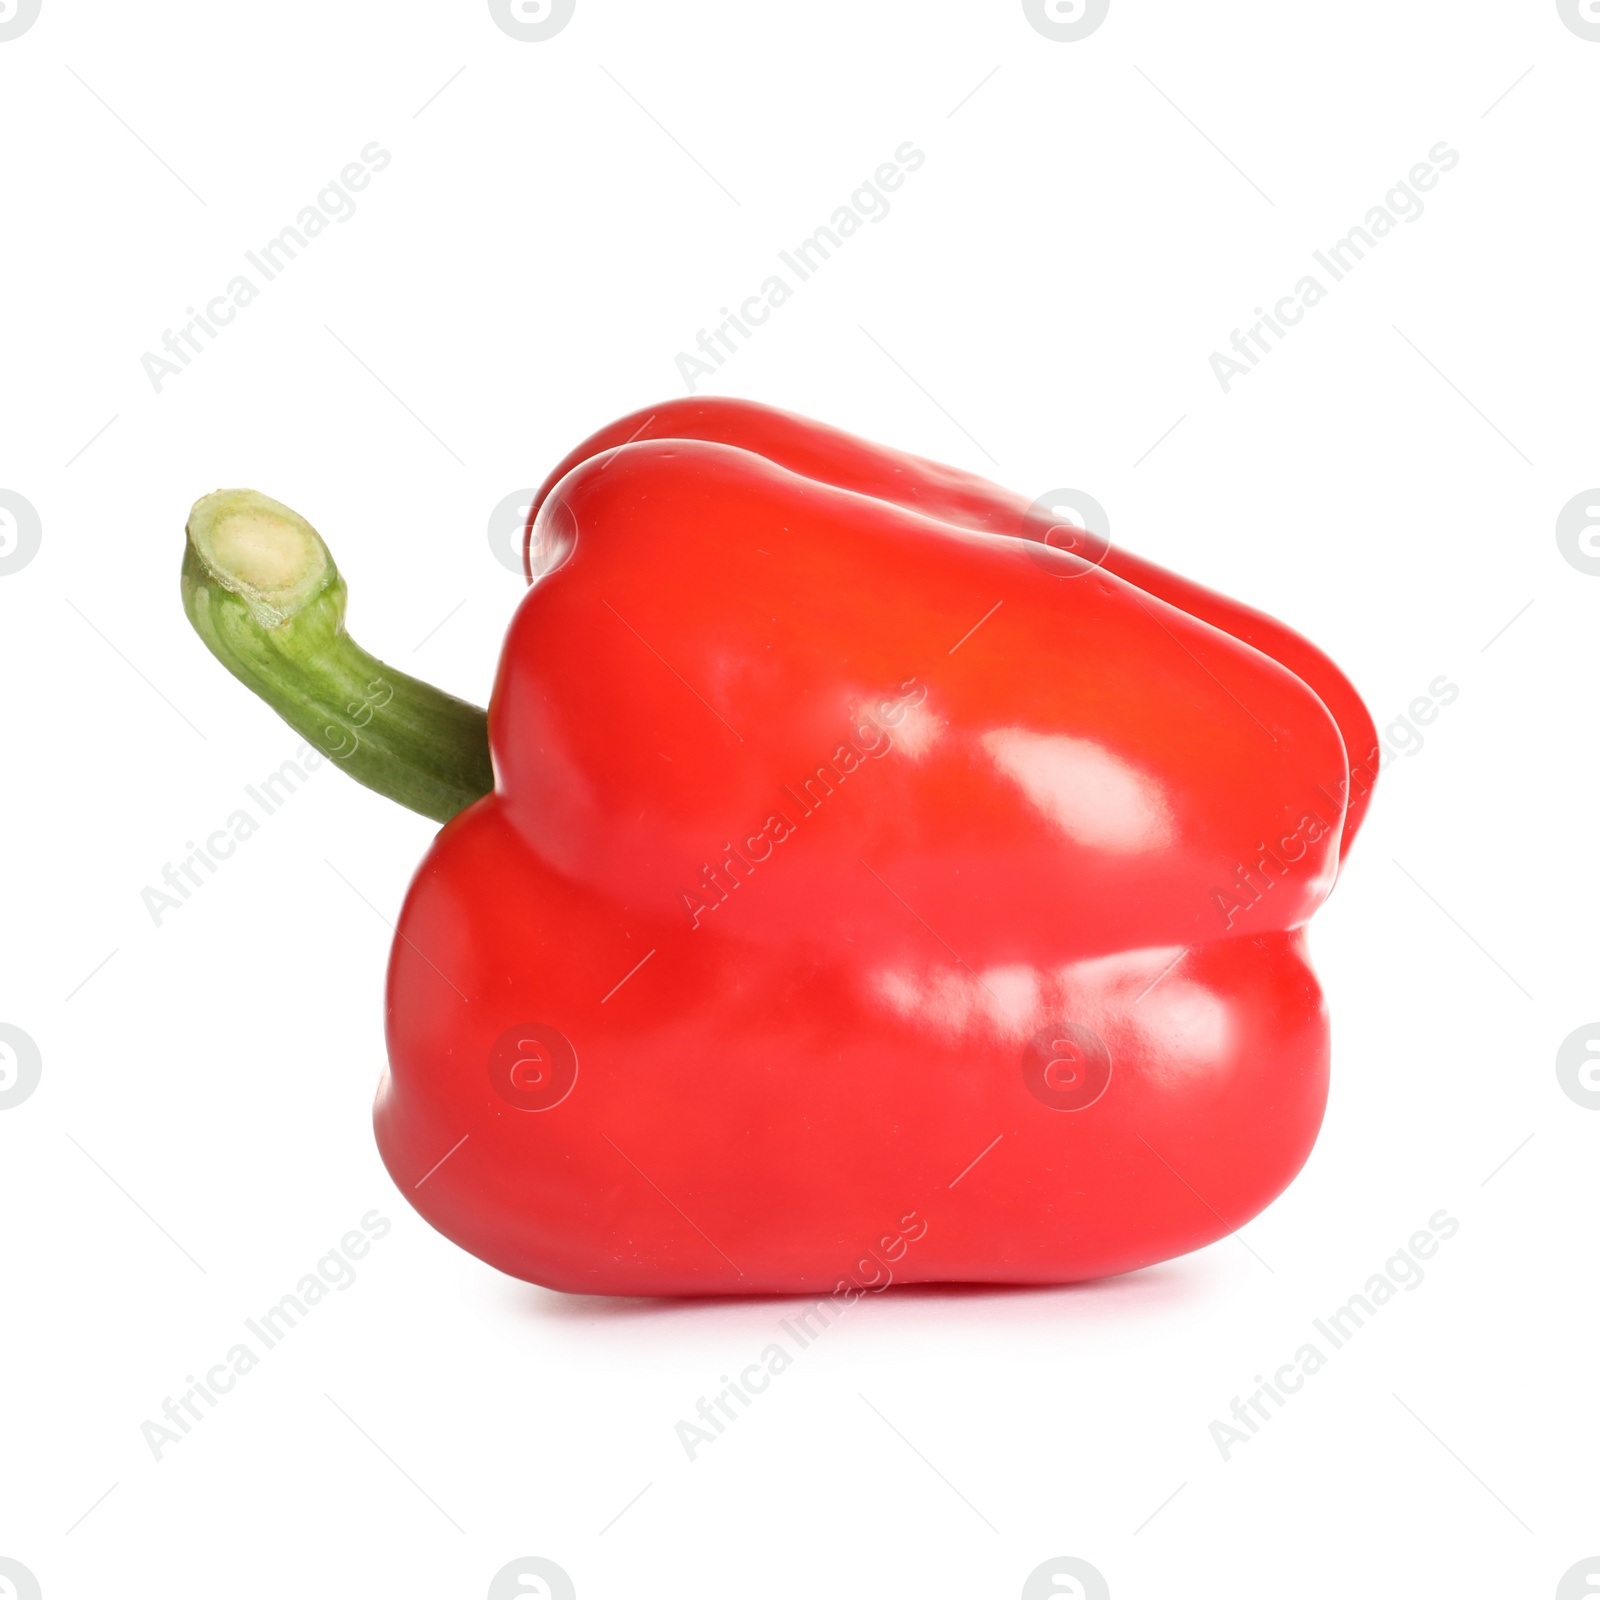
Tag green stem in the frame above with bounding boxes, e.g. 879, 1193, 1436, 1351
181, 489, 494, 824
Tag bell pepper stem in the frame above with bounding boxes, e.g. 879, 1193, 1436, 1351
181, 488, 494, 824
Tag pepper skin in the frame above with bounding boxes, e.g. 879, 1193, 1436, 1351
527, 400, 1380, 851
371, 402, 1376, 1296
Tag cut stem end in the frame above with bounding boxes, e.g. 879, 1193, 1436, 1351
187, 488, 333, 628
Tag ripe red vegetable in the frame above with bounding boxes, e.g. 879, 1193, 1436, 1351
184, 400, 1376, 1296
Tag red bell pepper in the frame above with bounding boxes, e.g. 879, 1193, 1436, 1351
183, 400, 1375, 1296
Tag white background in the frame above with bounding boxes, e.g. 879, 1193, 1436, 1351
2, 2, 1596, 1596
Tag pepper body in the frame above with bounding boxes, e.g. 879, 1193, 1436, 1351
374, 402, 1374, 1295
